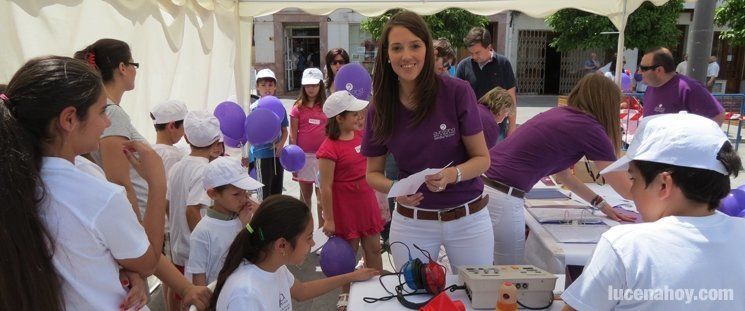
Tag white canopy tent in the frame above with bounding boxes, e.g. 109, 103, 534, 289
0, 0, 685, 141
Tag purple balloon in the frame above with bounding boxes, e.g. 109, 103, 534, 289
280, 145, 306, 172
719, 189, 745, 216
320, 236, 356, 277
256, 96, 286, 120
634, 73, 643, 82
621, 73, 631, 92
245, 108, 280, 145
249, 167, 256, 180
223, 135, 242, 148
738, 209, 745, 218
334, 63, 372, 100
214, 101, 246, 140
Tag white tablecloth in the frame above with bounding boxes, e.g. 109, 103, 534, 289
348, 274, 565, 311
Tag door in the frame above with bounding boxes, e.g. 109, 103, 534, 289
284, 31, 295, 92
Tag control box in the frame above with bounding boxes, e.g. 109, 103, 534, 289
458, 265, 557, 309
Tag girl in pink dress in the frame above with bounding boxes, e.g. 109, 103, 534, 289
317, 91, 383, 310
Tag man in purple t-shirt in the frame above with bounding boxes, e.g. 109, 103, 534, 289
640, 47, 724, 125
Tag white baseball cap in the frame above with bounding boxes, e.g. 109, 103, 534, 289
323, 90, 369, 118
600, 111, 729, 175
203, 156, 264, 190
301, 68, 323, 85
151, 99, 188, 124
256, 69, 276, 82
184, 110, 221, 147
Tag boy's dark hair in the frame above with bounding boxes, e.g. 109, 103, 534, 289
256, 77, 276, 85
464, 27, 491, 48
152, 118, 184, 131
634, 142, 742, 210
209, 195, 311, 310
325, 111, 352, 140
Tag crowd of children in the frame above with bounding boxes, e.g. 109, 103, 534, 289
2, 10, 744, 311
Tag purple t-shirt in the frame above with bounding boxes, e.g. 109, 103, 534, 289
486, 106, 616, 192
643, 74, 723, 118
478, 104, 500, 150
361, 75, 484, 210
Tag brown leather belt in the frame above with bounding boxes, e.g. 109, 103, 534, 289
481, 176, 526, 199
396, 195, 489, 222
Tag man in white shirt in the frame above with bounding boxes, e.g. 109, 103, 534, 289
675, 54, 687, 75
706, 56, 720, 91
562, 112, 745, 311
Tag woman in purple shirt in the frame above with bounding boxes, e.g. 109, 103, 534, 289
484, 74, 634, 265
361, 11, 492, 271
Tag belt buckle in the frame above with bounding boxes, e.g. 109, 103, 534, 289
438, 208, 458, 221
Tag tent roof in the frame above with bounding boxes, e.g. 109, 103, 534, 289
238, 0, 682, 29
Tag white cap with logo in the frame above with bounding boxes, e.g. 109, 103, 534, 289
323, 90, 369, 118
184, 110, 221, 148
600, 111, 729, 175
256, 69, 277, 82
151, 99, 188, 124
203, 157, 264, 190
301, 68, 323, 85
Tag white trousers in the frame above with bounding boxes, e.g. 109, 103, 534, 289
389, 205, 494, 273
483, 185, 526, 265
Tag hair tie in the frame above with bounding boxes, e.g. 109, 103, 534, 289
245, 223, 254, 234
0, 94, 11, 109
85, 51, 98, 70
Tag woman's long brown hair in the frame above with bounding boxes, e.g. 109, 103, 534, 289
567, 74, 622, 154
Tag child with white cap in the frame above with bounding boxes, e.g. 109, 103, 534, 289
251, 68, 289, 201
290, 67, 328, 228
167, 110, 222, 302
187, 157, 263, 286
151, 99, 188, 175
317, 91, 384, 307
562, 112, 745, 310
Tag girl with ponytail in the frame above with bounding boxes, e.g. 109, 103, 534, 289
210, 195, 378, 311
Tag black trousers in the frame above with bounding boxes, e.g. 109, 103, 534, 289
256, 156, 284, 200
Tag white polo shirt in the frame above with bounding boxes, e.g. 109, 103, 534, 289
40, 157, 150, 310
186, 215, 243, 284
153, 144, 186, 177
562, 212, 745, 310
216, 261, 295, 311
167, 155, 212, 266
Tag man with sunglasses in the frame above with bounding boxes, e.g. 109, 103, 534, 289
640, 47, 724, 125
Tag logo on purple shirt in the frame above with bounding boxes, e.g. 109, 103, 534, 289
433, 123, 456, 140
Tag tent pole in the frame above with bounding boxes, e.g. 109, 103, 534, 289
614, 0, 628, 87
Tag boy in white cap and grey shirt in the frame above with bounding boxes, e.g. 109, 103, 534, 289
151, 99, 189, 175
562, 112, 745, 310
187, 156, 263, 286
167, 110, 223, 284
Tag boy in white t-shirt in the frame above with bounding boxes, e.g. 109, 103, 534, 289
562, 112, 745, 311
187, 156, 263, 285
167, 110, 223, 300
150, 99, 188, 174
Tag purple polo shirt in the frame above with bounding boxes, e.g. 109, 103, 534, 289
486, 106, 616, 192
478, 104, 500, 150
361, 75, 484, 210
643, 74, 723, 118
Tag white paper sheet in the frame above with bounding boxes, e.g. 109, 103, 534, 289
387, 161, 453, 198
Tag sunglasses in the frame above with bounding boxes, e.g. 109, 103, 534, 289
638, 64, 660, 72
332, 60, 347, 65
126, 62, 140, 69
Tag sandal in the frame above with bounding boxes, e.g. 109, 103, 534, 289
336, 293, 349, 311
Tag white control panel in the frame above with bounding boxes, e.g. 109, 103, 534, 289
458, 265, 557, 309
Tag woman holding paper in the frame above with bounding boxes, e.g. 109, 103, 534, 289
483, 74, 634, 265
361, 11, 492, 272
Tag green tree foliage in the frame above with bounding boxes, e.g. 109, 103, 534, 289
546, 0, 684, 52
715, 0, 745, 46
360, 9, 488, 49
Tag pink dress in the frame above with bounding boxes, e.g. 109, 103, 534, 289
316, 131, 383, 240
